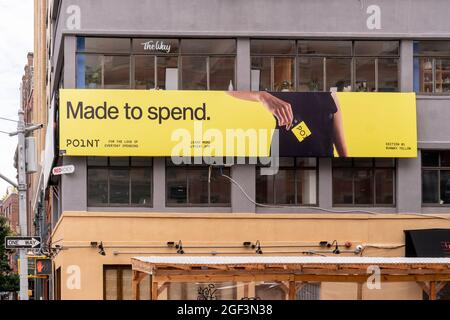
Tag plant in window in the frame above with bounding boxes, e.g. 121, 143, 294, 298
308, 79, 320, 92
276, 80, 293, 92
86, 66, 101, 88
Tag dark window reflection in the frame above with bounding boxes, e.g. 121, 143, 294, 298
332, 158, 395, 206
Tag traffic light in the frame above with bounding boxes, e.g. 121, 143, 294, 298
35, 259, 52, 275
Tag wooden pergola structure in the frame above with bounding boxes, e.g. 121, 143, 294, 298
131, 256, 450, 300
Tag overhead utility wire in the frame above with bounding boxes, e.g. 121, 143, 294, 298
218, 168, 450, 221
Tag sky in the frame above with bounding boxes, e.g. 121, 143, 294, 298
0, 0, 34, 196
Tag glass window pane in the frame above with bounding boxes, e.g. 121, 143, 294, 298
110, 157, 129, 166
422, 151, 439, 167
298, 40, 352, 56
210, 168, 231, 204
298, 57, 324, 92
135, 56, 155, 89
375, 158, 395, 167
121, 269, 132, 300
256, 173, 274, 204
415, 41, 450, 56
181, 56, 207, 90
435, 59, 450, 94
418, 57, 434, 93
274, 169, 296, 204
87, 156, 108, 166
104, 56, 130, 89
354, 41, 399, 56
332, 158, 352, 167
131, 168, 152, 205
440, 151, 450, 167
354, 169, 373, 205
279, 157, 295, 167
274, 58, 294, 92
375, 169, 394, 205
132, 38, 179, 54
77, 54, 102, 89
378, 58, 399, 92
440, 171, 450, 204
297, 169, 317, 205
354, 158, 374, 167
109, 169, 130, 204
187, 169, 209, 204
422, 170, 439, 203
326, 58, 351, 92
157, 56, 179, 90
181, 39, 236, 54
104, 269, 118, 300
251, 40, 295, 55
296, 157, 317, 167
131, 157, 153, 167
77, 37, 130, 53
166, 168, 187, 205
255, 282, 286, 300
355, 58, 375, 92
210, 57, 235, 90
251, 57, 271, 91
87, 169, 108, 206
333, 169, 353, 204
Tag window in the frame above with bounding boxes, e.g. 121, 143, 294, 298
297, 283, 320, 300
103, 265, 149, 300
251, 40, 296, 91
422, 150, 450, 205
414, 41, 450, 94
76, 37, 236, 90
251, 40, 399, 92
256, 157, 318, 206
332, 158, 395, 206
168, 282, 237, 300
87, 157, 152, 207
132, 38, 179, 90
76, 54, 131, 89
180, 39, 236, 90
166, 159, 231, 206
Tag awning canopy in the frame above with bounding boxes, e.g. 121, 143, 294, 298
405, 229, 450, 257
130, 255, 450, 300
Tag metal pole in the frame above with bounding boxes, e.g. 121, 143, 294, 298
17, 108, 29, 300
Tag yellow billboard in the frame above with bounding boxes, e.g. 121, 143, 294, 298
59, 89, 417, 158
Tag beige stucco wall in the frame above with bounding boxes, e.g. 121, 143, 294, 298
52, 211, 450, 300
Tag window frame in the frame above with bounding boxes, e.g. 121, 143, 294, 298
250, 39, 400, 92
76, 37, 237, 91
421, 150, 450, 207
332, 158, 396, 207
255, 157, 319, 206
87, 157, 153, 208
165, 159, 232, 207
414, 41, 450, 95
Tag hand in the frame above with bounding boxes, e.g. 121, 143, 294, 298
257, 92, 293, 130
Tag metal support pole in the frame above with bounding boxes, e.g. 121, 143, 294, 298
17, 108, 29, 301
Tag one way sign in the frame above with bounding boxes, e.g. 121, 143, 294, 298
5, 236, 41, 249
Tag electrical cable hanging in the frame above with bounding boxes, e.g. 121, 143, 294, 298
218, 167, 450, 220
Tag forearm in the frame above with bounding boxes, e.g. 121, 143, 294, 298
227, 91, 263, 102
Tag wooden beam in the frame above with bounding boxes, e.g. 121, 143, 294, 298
289, 281, 296, 300
357, 283, 363, 300
158, 282, 169, 296
429, 281, 437, 300
151, 282, 159, 301
153, 273, 450, 284
132, 270, 142, 300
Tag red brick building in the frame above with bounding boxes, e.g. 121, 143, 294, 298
1, 191, 19, 234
